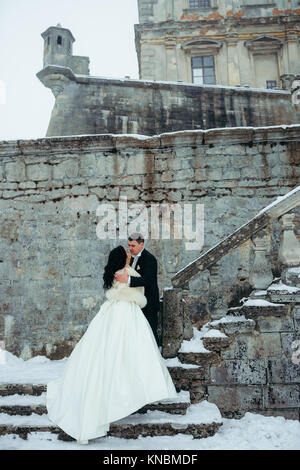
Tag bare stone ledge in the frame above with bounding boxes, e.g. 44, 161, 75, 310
0, 420, 222, 441
202, 336, 232, 352
238, 304, 289, 318
0, 384, 46, 397
177, 351, 221, 366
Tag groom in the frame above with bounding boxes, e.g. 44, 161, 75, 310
114, 232, 160, 347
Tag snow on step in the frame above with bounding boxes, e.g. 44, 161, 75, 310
0, 412, 52, 427
267, 281, 300, 293
0, 390, 190, 407
242, 298, 285, 307
0, 352, 67, 385
210, 315, 255, 325
0, 401, 222, 428
0, 393, 46, 406
0, 401, 223, 428
151, 390, 190, 404
179, 327, 211, 354
164, 356, 201, 369
115, 401, 223, 426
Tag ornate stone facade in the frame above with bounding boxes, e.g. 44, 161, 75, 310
135, 0, 300, 89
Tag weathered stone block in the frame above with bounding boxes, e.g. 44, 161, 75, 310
194, 169, 207, 181
267, 359, 300, 384
257, 314, 295, 333
294, 307, 300, 330
127, 154, 153, 175
5, 161, 26, 182
18, 181, 36, 189
281, 332, 300, 358
233, 332, 282, 359
210, 318, 255, 335
208, 385, 263, 412
263, 384, 300, 409
239, 304, 289, 318
210, 359, 267, 385
53, 159, 79, 179
26, 163, 51, 181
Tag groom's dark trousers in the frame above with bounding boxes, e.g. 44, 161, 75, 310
129, 249, 160, 346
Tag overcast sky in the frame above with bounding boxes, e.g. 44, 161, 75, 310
0, 0, 140, 141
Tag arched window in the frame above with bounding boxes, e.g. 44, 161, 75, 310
47, 36, 50, 45
57, 35, 62, 45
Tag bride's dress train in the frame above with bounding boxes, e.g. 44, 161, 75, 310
46, 266, 178, 442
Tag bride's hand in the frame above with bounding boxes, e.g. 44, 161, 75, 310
125, 249, 131, 266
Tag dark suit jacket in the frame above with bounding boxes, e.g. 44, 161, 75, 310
129, 248, 160, 315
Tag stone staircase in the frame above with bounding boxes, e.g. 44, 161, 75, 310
0, 376, 223, 443
164, 273, 300, 420
162, 187, 300, 421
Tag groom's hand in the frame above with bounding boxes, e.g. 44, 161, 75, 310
114, 270, 129, 283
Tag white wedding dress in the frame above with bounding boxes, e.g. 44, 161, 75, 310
46, 265, 178, 442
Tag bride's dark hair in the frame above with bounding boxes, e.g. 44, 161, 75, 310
103, 245, 127, 290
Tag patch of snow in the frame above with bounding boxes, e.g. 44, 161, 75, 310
252, 290, 268, 296
285, 267, 300, 275
152, 390, 191, 405
115, 401, 223, 426
178, 327, 211, 353
267, 281, 300, 293
203, 329, 228, 339
0, 400, 222, 427
210, 315, 255, 326
0, 393, 46, 406
163, 357, 200, 369
0, 412, 299, 450
242, 298, 285, 307
0, 351, 68, 385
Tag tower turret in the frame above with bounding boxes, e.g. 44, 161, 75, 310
41, 23, 75, 69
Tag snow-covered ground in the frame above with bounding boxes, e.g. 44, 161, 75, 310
0, 412, 299, 450
0, 351, 299, 450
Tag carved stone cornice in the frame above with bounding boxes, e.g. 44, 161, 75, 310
181, 38, 223, 55
244, 35, 284, 53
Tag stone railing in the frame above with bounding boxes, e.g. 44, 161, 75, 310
162, 185, 300, 357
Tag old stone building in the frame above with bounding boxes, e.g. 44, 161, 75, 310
135, 0, 300, 89
37, 20, 300, 138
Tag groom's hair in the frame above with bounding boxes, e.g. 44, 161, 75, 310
128, 232, 144, 244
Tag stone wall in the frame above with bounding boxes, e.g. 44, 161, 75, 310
37, 66, 300, 137
0, 125, 300, 360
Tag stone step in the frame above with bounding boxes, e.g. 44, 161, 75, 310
0, 400, 223, 441
0, 383, 46, 397
238, 299, 289, 318
0, 389, 191, 416
208, 315, 256, 335
202, 335, 232, 352
177, 351, 220, 366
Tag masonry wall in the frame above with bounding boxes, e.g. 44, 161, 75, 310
0, 125, 300, 360
40, 69, 300, 137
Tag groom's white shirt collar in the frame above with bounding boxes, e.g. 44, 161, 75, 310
132, 247, 144, 259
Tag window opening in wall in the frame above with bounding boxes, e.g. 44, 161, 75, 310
57, 35, 62, 45
47, 36, 50, 45
266, 80, 277, 89
189, 0, 211, 8
191, 56, 216, 85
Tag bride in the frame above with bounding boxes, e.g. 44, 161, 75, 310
46, 245, 178, 444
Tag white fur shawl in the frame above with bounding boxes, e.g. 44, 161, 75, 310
105, 265, 147, 308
